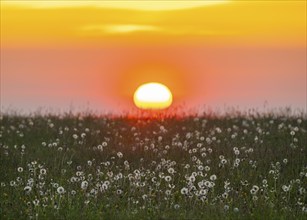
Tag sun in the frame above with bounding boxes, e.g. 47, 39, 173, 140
133, 82, 173, 109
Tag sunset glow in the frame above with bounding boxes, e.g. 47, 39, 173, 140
1, 0, 306, 113
133, 83, 173, 109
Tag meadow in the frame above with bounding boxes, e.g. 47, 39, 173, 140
0, 111, 306, 219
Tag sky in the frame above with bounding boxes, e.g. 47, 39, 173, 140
1, 0, 306, 114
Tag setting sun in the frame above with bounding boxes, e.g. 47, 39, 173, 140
133, 82, 173, 109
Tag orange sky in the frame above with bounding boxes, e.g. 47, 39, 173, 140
1, 1, 306, 113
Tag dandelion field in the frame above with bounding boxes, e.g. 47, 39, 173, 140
1, 112, 306, 219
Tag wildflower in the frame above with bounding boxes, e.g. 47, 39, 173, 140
222, 192, 228, 199
181, 187, 188, 195
151, 177, 157, 183
104, 180, 110, 186
204, 181, 211, 187
165, 189, 171, 196
117, 152, 123, 158
107, 171, 113, 177
282, 185, 290, 192
124, 160, 129, 166
76, 171, 83, 177
208, 181, 215, 188
189, 175, 196, 182
33, 199, 40, 206
100, 183, 108, 191
97, 145, 103, 151
174, 204, 180, 209
199, 189, 208, 196
210, 175, 217, 181
198, 165, 204, 171
17, 167, 23, 173
241, 180, 249, 186
116, 189, 123, 195
81, 181, 88, 190
24, 186, 32, 194
40, 169, 47, 175
250, 188, 257, 195
168, 167, 175, 174
165, 176, 172, 182
57, 186, 65, 194
233, 207, 239, 212
299, 187, 306, 195
250, 185, 259, 195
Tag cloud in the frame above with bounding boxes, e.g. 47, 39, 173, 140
78, 24, 237, 37
79, 24, 161, 34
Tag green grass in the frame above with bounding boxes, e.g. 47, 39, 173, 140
0, 112, 306, 219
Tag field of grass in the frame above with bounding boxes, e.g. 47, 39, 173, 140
0, 112, 306, 219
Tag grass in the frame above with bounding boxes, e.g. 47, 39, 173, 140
0, 111, 306, 219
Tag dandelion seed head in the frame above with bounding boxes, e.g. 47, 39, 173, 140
57, 186, 65, 194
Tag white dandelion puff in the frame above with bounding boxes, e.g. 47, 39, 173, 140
181, 187, 188, 195
81, 181, 88, 190
57, 186, 65, 194
165, 176, 172, 182
24, 186, 32, 194
210, 175, 217, 181
117, 152, 123, 158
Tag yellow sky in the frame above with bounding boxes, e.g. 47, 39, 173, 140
1, 0, 306, 48
1, 1, 229, 10
1, 1, 306, 112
